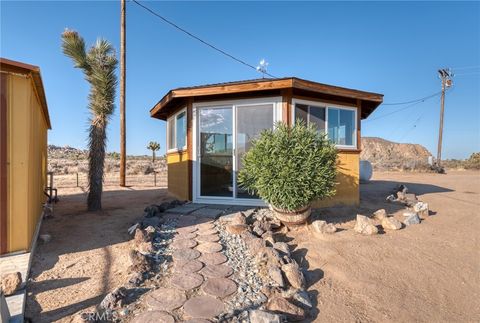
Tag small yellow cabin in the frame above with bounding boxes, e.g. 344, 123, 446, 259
150, 77, 382, 208
0, 58, 51, 255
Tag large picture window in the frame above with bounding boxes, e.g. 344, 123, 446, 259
293, 100, 357, 149
167, 108, 187, 151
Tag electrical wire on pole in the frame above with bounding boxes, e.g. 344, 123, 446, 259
436, 68, 453, 168
130, 0, 277, 78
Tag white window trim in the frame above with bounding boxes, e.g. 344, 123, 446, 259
192, 96, 282, 205
291, 98, 358, 150
167, 107, 187, 153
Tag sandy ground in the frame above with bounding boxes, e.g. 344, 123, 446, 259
290, 170, 480, 322
26, 186, 173, 322
26, 171, 479, 322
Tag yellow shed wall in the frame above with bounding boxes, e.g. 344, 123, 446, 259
6, 74, 48, 253
166, 151, 190, 201
312, 151, 359, 208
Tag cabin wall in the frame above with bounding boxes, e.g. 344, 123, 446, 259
312, 151, 360, 208
4, 73, 48, 254
166, 151, 190, 201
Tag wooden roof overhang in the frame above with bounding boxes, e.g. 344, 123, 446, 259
0, 58, 52, 129
150, 77, 383, 121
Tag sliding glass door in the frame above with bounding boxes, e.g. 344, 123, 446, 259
236, 104, 274, 198
199, 107, 233, 197
197, 102, 275, 201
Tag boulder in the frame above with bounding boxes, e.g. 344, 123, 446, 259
266, 297, 305, 321
413, 202, 430, 219
219, 212, 245, 224
373, 209, 387, 220
249, 310, 283, 323
312, 220, 336, 234
281, 261, 305, 289
99, 287, 127, 310
134, 228, 151, 244
256, 247, 282, 267
1, 272, 22, 296
404, 213, 421, 226
381, 217, 402, 230
354, 215, 378, 235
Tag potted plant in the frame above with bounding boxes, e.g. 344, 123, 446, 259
238, 122, 338, 225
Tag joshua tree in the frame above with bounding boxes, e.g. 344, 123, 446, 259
62, 29, 118, 211
147, 141, 161, 162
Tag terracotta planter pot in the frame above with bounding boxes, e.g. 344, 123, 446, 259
271, 205, 311, 226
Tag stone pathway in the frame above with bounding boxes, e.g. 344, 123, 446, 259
128, 204, 303, 322
132, 205, 250, 322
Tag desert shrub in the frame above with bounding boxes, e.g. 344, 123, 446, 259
238, 122, 338, 211
465, 152, 480, 170
144, 165, 155, 175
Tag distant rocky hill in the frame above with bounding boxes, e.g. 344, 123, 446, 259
361, 137, 432, 170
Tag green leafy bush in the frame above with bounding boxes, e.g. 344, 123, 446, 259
238, 122, 338, 211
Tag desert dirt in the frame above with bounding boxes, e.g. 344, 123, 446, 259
26, 171, 479, 322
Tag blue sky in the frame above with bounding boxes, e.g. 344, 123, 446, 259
1, 1, 479, 159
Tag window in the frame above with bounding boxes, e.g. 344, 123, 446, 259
293, 101, 357, 148
328, 108, 355, 147
167, 108, 187, 151
295, 104, 326, 133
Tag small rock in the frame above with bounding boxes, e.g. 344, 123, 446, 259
373, 209, 387, 220
128, 250, 150, 273
281, 260, 305, 289
141, 216, 163, 228
397, 190, 406, 201
99, 287, 127, 310
249, 309, 283, 323
1, 272, 22, 296
134, 228, 150, 244
413, 201, 430, 219
312, 220, 337, 234
354, 214, 378, 235
273, 242, 290, 256
127, 223, 140, 235
404, 213, 421, 226
262, 231, 275, 245
292, 290, 313, 309
381, 217, 402, 230
268, 265, 285, 287
245, 236, 266, 254
386, 194, 396, 202
226, 224, 248, 235
219, 212, 245, 224
267, 297, 305, 321
143, 205, 160, 218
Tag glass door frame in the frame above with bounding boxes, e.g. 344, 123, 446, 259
192, 97, 282, 206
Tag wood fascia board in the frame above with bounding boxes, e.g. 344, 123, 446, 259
150, 79, 294, 118
292, 78, 383, 103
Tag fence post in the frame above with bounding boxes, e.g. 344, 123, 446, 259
76, 172, 79, 187
154, 171, 157, 187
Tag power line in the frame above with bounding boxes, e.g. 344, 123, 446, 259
364, 91, 442, 122
130, 0, 277, 78
382, 91, 442, 106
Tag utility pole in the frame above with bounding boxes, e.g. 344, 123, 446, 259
436, 68, 453, 167
120, 0, 126, 186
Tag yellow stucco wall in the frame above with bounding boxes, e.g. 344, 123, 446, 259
312, 151, 360, 208
166, 151, 190, 201
6, 74, 48, 253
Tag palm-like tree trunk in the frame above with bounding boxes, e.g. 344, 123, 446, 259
62, 30, 117, 212
87, 123, 106, 210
